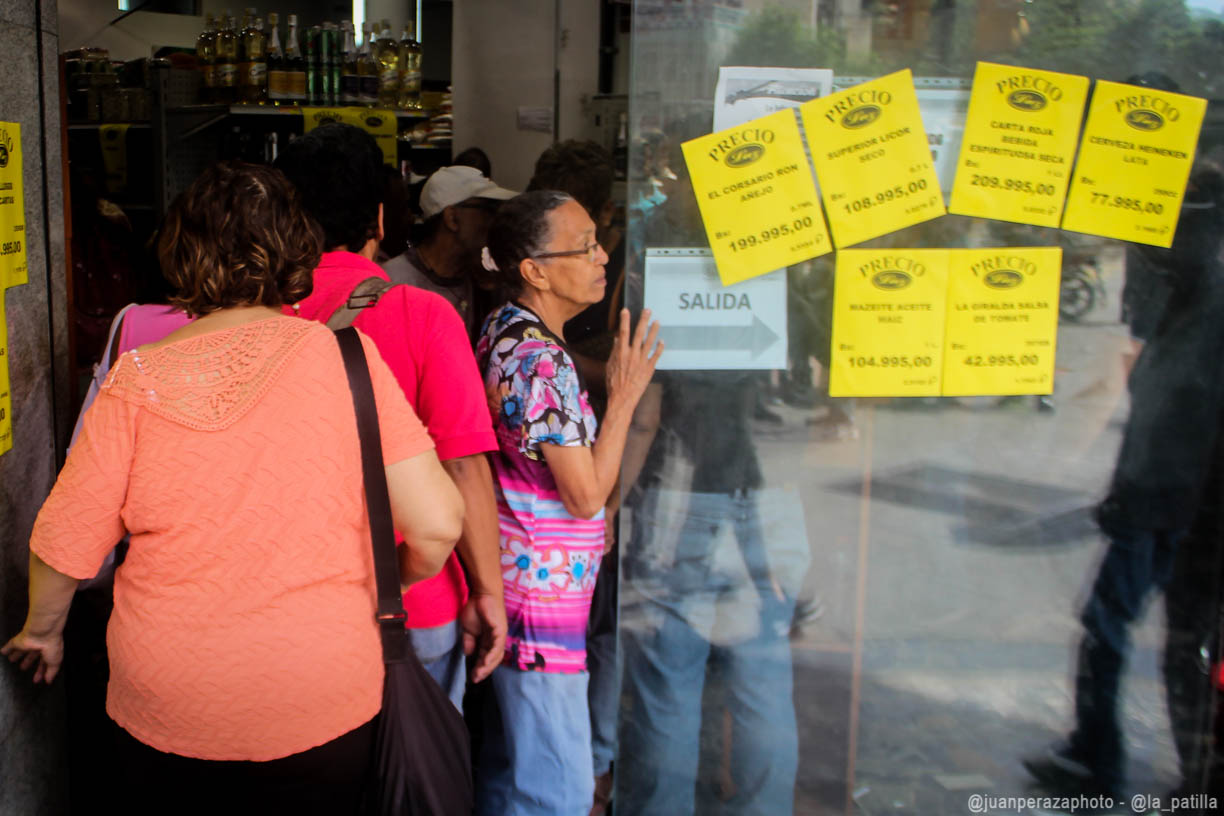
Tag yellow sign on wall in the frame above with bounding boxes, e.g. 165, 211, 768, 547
301, 107, 399, 167
949, 62, 1089, 227
1062, 80, 1206, 247
829, 249, 948, 397
800, 70, 945, 248
0, 122, 27, 288
942, 247, 1062, 396
682, 108, 832, 286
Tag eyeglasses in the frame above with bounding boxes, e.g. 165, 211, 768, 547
534, 241, 602, 264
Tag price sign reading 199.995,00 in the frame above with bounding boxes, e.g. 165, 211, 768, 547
801, 70, 945, 248
942, 247, 1062, 396
1061, 81, 1206, 248
829, 249, 949, 397
683, 109, 832, 285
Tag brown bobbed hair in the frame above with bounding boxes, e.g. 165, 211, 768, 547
159, 161, 323, 317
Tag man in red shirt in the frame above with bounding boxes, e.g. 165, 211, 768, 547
278, 124, 506, 710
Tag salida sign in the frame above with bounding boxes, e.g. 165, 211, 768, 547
643, 249, 787, 371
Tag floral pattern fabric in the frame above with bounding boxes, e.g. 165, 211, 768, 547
478, 303, 604, 673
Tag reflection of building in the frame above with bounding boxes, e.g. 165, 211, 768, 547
633, 1, 748, 111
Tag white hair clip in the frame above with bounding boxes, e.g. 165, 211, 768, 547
481, 246, 499, 272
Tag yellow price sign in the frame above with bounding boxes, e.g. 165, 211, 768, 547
949, 62, 1089, 227
1062, 81, 1206, 247
0, 122, 27, 288
0, 298, 10, 456
829, 249, 948, 397
801, 70, 945, 248
682, 109, 831, 286
301, 107, 399, 167
942, 248, 1061, 396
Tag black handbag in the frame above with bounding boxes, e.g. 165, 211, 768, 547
335, 326, 475, 816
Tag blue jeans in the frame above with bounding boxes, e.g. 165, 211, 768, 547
410, 619, 466, 713
1070, 525, 1183, 792
617, 488, 808, 816
475, 666, 595, 815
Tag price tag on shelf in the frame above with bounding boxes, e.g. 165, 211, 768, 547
949, 62, 1089, 227
1062, 80, 1206, 247
829, 249, 948, 397
301, 107, 398, 167
942, 247, 1061, 396
801, 70, 945, 248
0, 122, 27, 289
682, 108, 832, 286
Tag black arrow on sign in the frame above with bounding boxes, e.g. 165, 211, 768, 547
658, 315, 781, 358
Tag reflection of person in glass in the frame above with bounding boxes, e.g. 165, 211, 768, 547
1025, 156, 1224, 800
617, 156, 810, 815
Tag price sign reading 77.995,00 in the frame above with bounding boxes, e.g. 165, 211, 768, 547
683, 108, 832, 286
1062, 81, 1206, 248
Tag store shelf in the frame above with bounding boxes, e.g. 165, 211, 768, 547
68, 122, 151, 130
167, 103, 430, 122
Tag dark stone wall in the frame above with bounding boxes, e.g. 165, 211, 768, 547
0, 0, 71, 813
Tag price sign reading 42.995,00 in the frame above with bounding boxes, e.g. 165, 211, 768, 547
942, 247, 1062, 396
829, 249, 949, 397
1062, 80, 1206, 248
683, 109, 832, 285
801, 70, 945, 248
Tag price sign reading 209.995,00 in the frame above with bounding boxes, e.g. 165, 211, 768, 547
830, 249, 949, 397
801, 70, 945, 248
682, 108, 832, 286
949, 62, 1089, 228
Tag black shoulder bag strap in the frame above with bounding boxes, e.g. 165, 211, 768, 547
334, 327, 474, 816
327, 277, 395, 331
335, 326, 411, 660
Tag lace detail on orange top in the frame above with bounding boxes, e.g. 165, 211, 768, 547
102, 316, 319, 431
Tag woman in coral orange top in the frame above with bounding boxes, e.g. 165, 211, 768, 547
2, 162, 465, 814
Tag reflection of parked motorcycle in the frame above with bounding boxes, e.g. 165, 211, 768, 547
1060, 250, 1106, 322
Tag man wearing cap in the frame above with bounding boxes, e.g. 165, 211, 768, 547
384, 165, 517, 340
277, 124, 506, 712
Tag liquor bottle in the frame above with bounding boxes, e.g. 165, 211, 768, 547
239, 13, 268, 104
322, 22, 340, 106
340, 21, 361, 106
196, 14, 217, 104
305, 25, 322, 105
358, 22, 379, 107
397, 22, 423, 111
215, 12, 239, 105
265, 12, 284, 105
374, 20, 400, 109
285, 15, 306, 105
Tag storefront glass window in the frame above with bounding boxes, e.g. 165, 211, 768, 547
615, 1, 1224, 813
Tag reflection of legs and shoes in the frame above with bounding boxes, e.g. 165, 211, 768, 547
618, 489, 804, 816
1024, 529, 1181, 800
